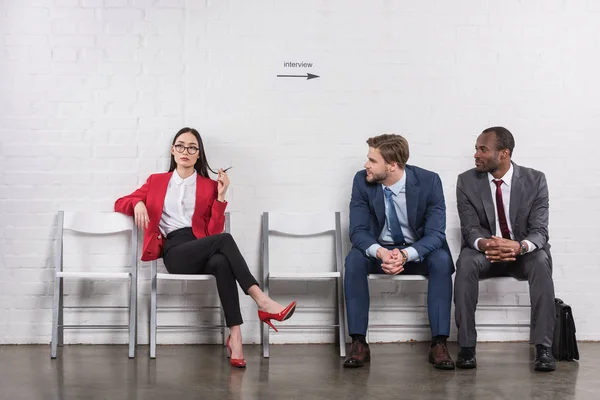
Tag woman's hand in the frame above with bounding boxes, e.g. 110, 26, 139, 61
217, 168, 230, 201
133, 201, 150, 230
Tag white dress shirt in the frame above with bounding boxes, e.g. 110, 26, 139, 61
158, 170, 197, 236
474, 164, 536, 253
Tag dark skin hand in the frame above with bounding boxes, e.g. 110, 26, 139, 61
479, 236, 523, 262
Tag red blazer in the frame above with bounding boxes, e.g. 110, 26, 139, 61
114, 172, 227, 261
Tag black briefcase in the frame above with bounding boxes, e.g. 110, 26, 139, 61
552, 298, 579, 361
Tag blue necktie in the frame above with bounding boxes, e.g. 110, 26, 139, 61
384, 187, 405, 245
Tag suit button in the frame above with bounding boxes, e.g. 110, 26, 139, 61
157, 234, 161, 239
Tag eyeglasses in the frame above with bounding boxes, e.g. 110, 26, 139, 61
174, 144, 199, 155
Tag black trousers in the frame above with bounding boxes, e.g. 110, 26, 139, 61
162, 228, 259, 327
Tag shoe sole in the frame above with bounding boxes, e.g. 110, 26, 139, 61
428, 354, 455, 370
283, 306, 295, 321
343, 363, 365, 368
433, 363, 456, 370
343, 356, 370, 368
456, 364, 477, 369
534, 364, 556, 372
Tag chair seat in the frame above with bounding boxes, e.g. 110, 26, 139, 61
156, 273, 215, 281
484, 276, 526, 282
269, 272, 340, 279
369, 274, 428, 281
56, 271, 131, 279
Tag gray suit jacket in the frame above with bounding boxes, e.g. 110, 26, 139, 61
456, 162, 550, 252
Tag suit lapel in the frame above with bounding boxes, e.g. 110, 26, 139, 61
405, 167, 419, 232
373, 184, 385, 230
192, 174, 206, 221
479, 173, 496, 234
509, 163, 522, 229
149, 173, 171, 229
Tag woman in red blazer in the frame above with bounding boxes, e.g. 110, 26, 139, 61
115, 127, 295, 368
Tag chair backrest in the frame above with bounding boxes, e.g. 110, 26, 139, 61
55, 211, 138, 273
267, 212, 339, 236
62, 211, 134, 234
261, 212, 343, 276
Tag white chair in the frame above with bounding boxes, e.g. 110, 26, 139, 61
51, 211, 138, 359
149, 213, 230, 359
261, 212, 346, 358
367, 275, 431, 340
476, 276, 532, 332
368, 275, 531, 341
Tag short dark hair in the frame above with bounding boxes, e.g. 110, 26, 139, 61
482, 126, 515, 156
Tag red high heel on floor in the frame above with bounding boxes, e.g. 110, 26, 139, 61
258, 301, 297, 332
226, 335, 246, 368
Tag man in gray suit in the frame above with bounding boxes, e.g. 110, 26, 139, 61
454, 127, 556, 372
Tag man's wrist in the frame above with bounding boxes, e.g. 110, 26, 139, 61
400, 249, 408, 264
476, 238, 487, 252
518, 240, 528, 256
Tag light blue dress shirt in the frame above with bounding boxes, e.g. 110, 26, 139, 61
366, 172, 420, 262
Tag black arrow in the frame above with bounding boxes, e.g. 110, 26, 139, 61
277, 73, 319, 80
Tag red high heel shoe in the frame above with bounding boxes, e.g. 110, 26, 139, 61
226, 335, 246, 368
258, 301, 297, 332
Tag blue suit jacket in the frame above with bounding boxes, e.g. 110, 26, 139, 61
349, 165, 452, 261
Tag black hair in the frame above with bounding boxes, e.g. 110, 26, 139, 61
168, 127, 216, 177
482, 126, 515, 156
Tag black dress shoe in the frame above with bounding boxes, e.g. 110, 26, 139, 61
343, 341, 371, 368
534, 345, 556, 372
456, 347, 477, 369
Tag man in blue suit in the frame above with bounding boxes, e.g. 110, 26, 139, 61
344, 134, 455, 369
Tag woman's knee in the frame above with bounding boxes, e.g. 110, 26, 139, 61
219, 232, 234, 243
208, 253, 231, 274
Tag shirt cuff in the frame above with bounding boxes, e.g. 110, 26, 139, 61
366, 244, 382, 258
474, 238, 484, 252
523, 240, 537, 253
404, 246, 419, 263
212, 198, 228, 212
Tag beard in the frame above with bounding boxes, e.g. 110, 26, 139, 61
475, 160, 500, 174
366, 170, 387, 183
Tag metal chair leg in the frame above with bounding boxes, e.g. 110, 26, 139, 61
262, 278, 270, 358
57, 279, 64, 347
334, 211, 346, 357
150, 261, 157, 359
336, 277, 346, 358
128, 274, 136, 359
50, 278, 61, 359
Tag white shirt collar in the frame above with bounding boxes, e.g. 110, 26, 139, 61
172, 170, 197, 187
488, 163, 514, 186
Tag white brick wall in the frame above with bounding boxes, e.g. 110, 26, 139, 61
1, 0, 599, 344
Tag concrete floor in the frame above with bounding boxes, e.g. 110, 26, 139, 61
0, 342, 595, 400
